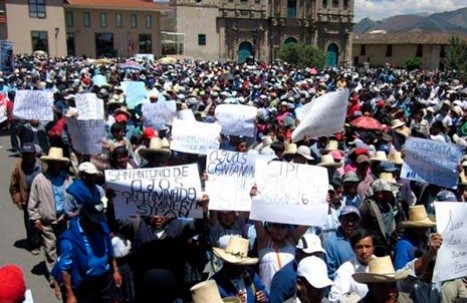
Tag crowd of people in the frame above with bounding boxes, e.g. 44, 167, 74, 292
2, 53, 467, 303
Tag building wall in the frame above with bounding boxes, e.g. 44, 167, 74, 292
6, 0, 67, 56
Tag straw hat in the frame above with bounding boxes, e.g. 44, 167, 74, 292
283, 143, 298, 156
379, 172, 396, 183
138, 138, 172, 162
40, 147, 70, 163
324, 140, 339, 152
114, 106, 131, 118
370, 151, 388, 163
318, 154, 343, 168
388, 152, 403, 165
395, 126, 411, 138
353, 256, 409, 283
190, 280, 240, 303
461, 173, 467, 186
212, 237, 258, 265
390, 119, 405, 129
399, 205, 436, 228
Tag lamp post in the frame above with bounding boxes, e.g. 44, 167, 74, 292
54, 27, 59, 57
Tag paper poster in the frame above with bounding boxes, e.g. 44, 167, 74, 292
205, 149, 256, 211
401, 138, 464, 188
13, 90, 54, 121
142, 100, 177, 130
92, 74, 108, 87
433, 202, 467, 282
177, 109, 195, 121
250, 160, 329, 226
66, 118, 106, 155
74, 93, 104, 120
215, 104, 257, 138
291, 89, 349, 142
105, 164, 203, 219
170, 119, 221, 155
121, 81, 147, 109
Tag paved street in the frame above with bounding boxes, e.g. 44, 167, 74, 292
0, 133, 56, 302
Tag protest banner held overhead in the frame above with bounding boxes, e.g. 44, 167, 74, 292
292, 89, 349, 142
433, 202, 467, 282
105, 164, 203, 219
66, 118, 106, 155
401, 137, 464, 188
170, 118, 221, 155
12, 90, 54, 121
215, 104, 257, 138
205, 149, 256, 211
250, 160, 329, 226
74, 93, 104, 120
121, 81, 147, 109
92, 74, 108, 87
142, 100, 177, 130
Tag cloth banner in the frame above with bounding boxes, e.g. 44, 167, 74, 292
291, 89, 349, 142
13, 90, 54, 121
215, 104, 257, 137
171, 119, 221, 155
401, 138, 464, 188
177, 109, 195, 121
250, 160, 329, 226
66, 118, 106, 155
142, 100, 176, 130
205, 149, 256, 211
75, 93, 104, 120
121, 81, 147, 109
433, 202, 467, 282
105, 164, 203, 219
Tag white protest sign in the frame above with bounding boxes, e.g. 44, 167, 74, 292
171, 119, 221, 155
291, 89, 349, 142
401, 138, 464, 188
66, 118, 106, 155
250, 161, 329, 226
92, 74, 108, 87
295, 101, 313, 122
121, 81, 147, 109
142, 100, 176, 130
13, 90, 54, 121
215, 104, 257, 138
0, 93, 7, 123
74, 93, 104, 120
177, 109, 195, 121
105, 164, 203, 219
205, 149, 256, 211
433, 202, 467, 282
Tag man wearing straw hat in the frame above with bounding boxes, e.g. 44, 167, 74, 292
191, 280, 240, 303
28, 147, 73, 283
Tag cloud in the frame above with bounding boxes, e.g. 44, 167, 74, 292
354, 0, 466, 21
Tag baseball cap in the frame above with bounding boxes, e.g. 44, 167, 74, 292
0, 264, 26, 303
356, 154, 370, 164
80, 202, 105, 224
339, 205, 361, 218
378, 161, 397, 172
78, 162, 101, 175
297, 256, 333, 289
296, 234, 325, 254
115, 113, 128, 123
372, 179, 392, 193
343, 172, 360, 183
21, 142, 36, 154
143, 127, 157, 139
296, 145, 313, 160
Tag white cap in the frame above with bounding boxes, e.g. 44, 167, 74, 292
296, 234, 325, 254
297, 256, 333, 289
297, 145, 313, 160
78, 162, 100, 175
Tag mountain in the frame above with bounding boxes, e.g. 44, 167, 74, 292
354, 7, 467, 34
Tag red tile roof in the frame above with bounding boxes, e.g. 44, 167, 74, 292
65, 0, 171, 11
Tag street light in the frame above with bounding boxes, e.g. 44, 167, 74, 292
54, 27, 59, 57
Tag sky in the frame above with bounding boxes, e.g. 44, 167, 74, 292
354, 0, 467, 21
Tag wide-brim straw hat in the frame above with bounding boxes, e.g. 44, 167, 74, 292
399, 205, 436, 228
353, 256, 409, 283
114, 106, 132, 118
318, 154, 343, 168
388, 151, 403, 165
391, 119, 406, 129
190, 280, 241, 303
283, 143, 298, 156
138, 138, 172, 162
324, 140, 339, 152
395, 127, 411, 138
212, 236, 258, 265
40, 147, 70, 163
379, 172, 396, 183
370, 151, 388, 163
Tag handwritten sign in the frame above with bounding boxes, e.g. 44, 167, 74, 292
142, 100, 176, 130
92, 74, 108, 87
13, 90, 54, 121
121, 81, 147, 109
66, 118, 106, 155
171, 119, 221, 155
75, 93, 104, 120
250, 161, 329, 226
105, 164, 203, 219
215, 104, 257, 138
401, 138, 464, 188
291, 89, 349, 142
205, 150, 256, 211
433, 202, 467, 282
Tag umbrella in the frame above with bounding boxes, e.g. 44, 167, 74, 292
118, 62, 146, 71
158, 57, 177, 64
350, 116, 383, 131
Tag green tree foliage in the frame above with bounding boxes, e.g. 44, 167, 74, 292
278, 42, 326, 69
403, 57, 422, 71
444, 35, 467, 80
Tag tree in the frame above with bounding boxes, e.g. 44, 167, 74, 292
403, 57, 422, 71
444, 35, 467, 81
278, 42, 326, 69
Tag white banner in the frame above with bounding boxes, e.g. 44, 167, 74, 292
105, 164, 203, 219
170, 119, 221, 155
291, 89, 349, 142
177, 109, 195, 121
13, 90, 54, 121
433, 202, 467, 282
142, 100, 177, 130
75, 93, 104, 120
215, 104, 257, 138
205, 150, 256, 211
295, 101, 313, 122
66, 118, 106, 155
250, 161, 329, 226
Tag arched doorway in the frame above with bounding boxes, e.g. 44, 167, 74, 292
284, 37, 298, 44
326, 43, 339, 67
238, 41, 253, 63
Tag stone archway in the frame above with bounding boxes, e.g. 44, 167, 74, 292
284, 37, 298, 44
238, 41, 253, 63
326, 43, 339, 67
